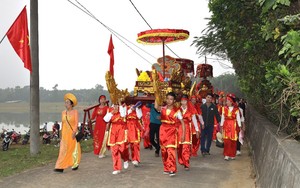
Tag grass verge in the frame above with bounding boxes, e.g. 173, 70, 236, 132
0, 139, 93, 179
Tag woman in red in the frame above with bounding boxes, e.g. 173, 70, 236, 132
178, 94, 199, 170
155, 92, 185, 177
91, 95, 109, 158
220, 94, 241, 160
190, 95, 202, 156
141, 105, 152, 149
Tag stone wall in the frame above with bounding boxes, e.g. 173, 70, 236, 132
246, 106, 300, 188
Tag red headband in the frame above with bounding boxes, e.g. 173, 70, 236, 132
227, 97, 234, 103
181, 98, 188, 101
190, 95, 197, 100
100, 95, 106, 100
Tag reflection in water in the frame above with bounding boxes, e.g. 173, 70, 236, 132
0, 112, 84, 134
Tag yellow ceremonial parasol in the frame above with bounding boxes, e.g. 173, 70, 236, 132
137, 29, 189, 79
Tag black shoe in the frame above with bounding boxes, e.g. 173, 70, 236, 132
201, 152, 206, 157
149, 145, 153, 150
54, 169, 64, 173
155, 149, 159, 157
72, 166, 79, 171
169, 171, 176, 177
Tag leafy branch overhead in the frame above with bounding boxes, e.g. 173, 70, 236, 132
193, 0, 300, 138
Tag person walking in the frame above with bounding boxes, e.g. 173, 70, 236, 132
200, 93, 221, 156
126, 101, 143, 167
220, 94, 242, 160
155, 92, 186, 177
177, 94, 199, 170
190, 95, 202, 157
104, 100, 129, 175
91, 95, 109, 158
54, 93, 81, 173
141, 105, 152, 150
146, 102, 161, 157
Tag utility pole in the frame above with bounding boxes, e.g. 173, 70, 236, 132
30, 0, 40, 155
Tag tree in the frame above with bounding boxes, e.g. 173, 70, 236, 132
192, 0, 300, 137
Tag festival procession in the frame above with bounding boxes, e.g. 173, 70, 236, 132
50, 28, 247, 176
2, 0, 300, 187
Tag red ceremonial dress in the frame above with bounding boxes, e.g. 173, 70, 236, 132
221, 106, 241, 158
160, 106, 181, 173
177, 106, 193, 168
126, 107, 142, 162
91, 105, 108, 155
191, 103, 201, 156
141, 105, 151, 148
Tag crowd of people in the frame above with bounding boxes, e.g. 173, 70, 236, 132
53, 92, 246, 177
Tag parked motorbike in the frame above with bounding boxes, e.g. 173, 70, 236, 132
51, 129, 60, 147
82, 125, 91, 140
2, 130, 12, 151
11, 130, 21, 144
42, 131, 51, 144
22, 129, 30, 145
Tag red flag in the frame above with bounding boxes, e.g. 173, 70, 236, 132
107, 34, 114, 77
6, 6, 32, 72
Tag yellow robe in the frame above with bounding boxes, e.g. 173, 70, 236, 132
55, 110, 81, 169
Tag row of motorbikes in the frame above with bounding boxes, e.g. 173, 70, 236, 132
1, 129, 22, 151
1, 124, 92, 151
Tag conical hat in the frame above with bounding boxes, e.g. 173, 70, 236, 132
216, 132, 223, 143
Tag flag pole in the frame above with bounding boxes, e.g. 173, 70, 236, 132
30, 0, 40, 155
0, 34, 6, 45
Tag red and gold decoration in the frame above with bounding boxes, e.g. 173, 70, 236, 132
196, 64, 213, 78
137, 29, 189, 79
137, 29, 189, 44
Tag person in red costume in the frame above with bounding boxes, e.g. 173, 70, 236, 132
155, 92, 186, 177
220, 94, 242, 161
177, 94, 199, 170
190, 95, 203, 156
126, 101, 143, 167
212, 94, 220, 142
91, 95, 109, 158
141, 105, 152, 149
104, 100, 129, 175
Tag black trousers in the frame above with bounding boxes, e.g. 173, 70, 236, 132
237, 137, 241, 151
200, 125, 214, 153
149, 123, 161, 153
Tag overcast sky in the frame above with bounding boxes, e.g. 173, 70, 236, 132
0, 0, 234, 90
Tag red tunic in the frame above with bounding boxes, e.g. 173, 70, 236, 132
141, 106, 151, 147
222, 106, 239, 141
191, 103, 201, 134
91, 105, 108, 155
160, 107, 180, 148
178, 107, 192, 144
107, 109, 127, 146
126, 108, 141, 143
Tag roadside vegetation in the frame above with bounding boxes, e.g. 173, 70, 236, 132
0, 139, 93, 178
193, 0, 300, 138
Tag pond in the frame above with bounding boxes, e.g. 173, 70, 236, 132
0, 111, 85, 134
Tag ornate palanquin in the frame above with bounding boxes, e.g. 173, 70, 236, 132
131, 56, 192, 104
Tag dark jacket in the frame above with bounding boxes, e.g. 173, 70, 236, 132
201, 103, 221, 127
